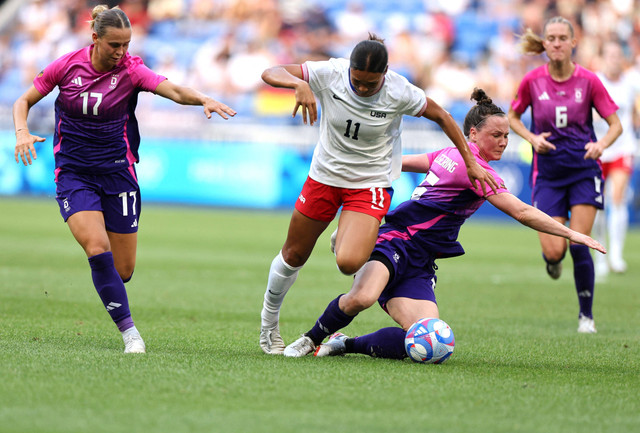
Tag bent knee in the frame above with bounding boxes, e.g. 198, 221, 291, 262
543, 250, 566, 263
121, 270, 135, 283
115, 264, 136, 283
85, 245, 110, 258
281, 248, 308, 268
342, 293, 377, 314
336, 257, 367, 276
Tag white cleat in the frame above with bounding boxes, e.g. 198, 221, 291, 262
283, 335, 315, 357
260, 324, 286, 354
595, 260, 609, 281
314, 332, 348, 357
577, 314, 597, 334
123, 330, 146, 353
609, 258, 627, 274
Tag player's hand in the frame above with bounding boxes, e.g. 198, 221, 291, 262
15, 130, 45, 166
530, 132, 555, 154
583, 141, 606, 160
292, 82, 317, 125
467, 161, 498, 196
203, 98, 236, 120
571, 232, 607, 254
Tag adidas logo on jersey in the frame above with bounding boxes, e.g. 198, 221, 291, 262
538, 91, 550, 100
72, 77, 83, 86
131, 219, 138, 228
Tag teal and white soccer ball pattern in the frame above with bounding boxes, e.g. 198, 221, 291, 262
405, 318, 455, 364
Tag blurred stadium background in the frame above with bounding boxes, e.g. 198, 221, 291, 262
1, 0, 639, 220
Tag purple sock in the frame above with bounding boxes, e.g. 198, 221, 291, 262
349, 327, 407, 359
88, 252, 133, 328
307, 295, 356, 345
569, 244, 595, 319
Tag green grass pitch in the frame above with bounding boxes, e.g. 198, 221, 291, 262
1, 196, 638, 433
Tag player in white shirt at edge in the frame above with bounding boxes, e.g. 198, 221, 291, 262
259, 33, 498, 354
593, 41, 640, 277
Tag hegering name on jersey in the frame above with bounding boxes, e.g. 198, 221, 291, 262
433, 153, 459, 173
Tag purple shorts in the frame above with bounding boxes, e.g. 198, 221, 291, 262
371, 237, 438, 312
532, 174, 604, 218
55, 168, 141, 234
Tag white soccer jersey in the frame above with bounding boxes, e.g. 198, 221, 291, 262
595, 69, 640, 162
302, 58, 427, 188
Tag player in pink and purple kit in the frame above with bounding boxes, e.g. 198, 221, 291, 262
508, 17, 622, 334
13, 5, 235, 353
282, 89, 605, 359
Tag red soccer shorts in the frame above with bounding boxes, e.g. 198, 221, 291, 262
601, 155, 633, 179
295, 176, 393, 222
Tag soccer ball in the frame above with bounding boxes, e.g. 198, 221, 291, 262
405, 317, 455, 364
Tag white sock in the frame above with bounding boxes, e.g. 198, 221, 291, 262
608, 204, 628, 264
261, 251, 302, 328
593, 210, 608, 269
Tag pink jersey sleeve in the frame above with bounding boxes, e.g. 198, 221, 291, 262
125, 55, 166, 92
33, 50, 77, 96
589, 73, 618, 119
428, 145, 508, 198
511, 70, 534, 114
426, 148, 443, 167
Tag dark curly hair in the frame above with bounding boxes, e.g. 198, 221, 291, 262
462, 88, 506, 137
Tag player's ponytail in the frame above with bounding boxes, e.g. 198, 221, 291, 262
463, 88, 505, 137
89, 5, 131, 38
518, 28, 545, 55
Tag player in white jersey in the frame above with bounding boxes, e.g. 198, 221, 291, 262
593, 41, 640, 276
280, 89, 605, 359
259, 33, 498, 354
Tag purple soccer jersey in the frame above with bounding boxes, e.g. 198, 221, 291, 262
511, 64, 618, 186
377, 143, 508, 258
370, 143, 508, 308
34, 46, 166, 176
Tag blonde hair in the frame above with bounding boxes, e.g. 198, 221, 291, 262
518, 16, 575, 56
89, 5, 130, 38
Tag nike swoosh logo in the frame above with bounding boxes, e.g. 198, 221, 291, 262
332, 94, 345, 102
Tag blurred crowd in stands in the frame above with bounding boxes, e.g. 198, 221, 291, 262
0, 0, 639, 129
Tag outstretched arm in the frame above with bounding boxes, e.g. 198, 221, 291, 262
154, 80, 236, 120
401, 153, 431, 172
422, 97, 497, 195
487, 192, 606, 253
